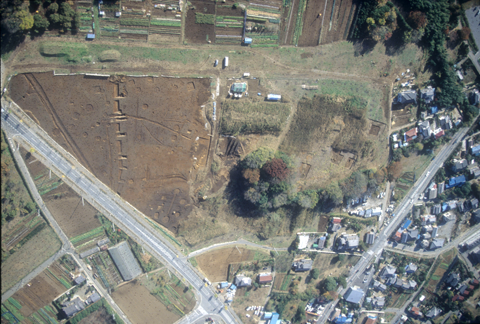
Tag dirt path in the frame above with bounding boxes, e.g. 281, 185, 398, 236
284, 0, 298, 45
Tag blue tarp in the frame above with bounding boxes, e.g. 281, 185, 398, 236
219, 282, 229, 288
229, 284, 237, 290
401, 219, 412, 230
431, 106, 438, 114
446, 175, 466, 189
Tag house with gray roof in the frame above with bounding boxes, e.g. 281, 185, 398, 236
373, 296, 385, 309
470, 89, 480, 105
420, 87, 435, 104
344, 286, 364, 304
74, 275, 86, 285
373, 280, 387, 292
397, 90, 417, 104
380, 265, 396, 279
405, 263, 417, 274
431, 204, 441, 215
108, 241, 142, 281
426, 307, 442, 318
453, 159, 468, 172
429, 238, 445, 250
470, 198, 479, 210
446, 272, 461, 287
365, 233, 375, 245
86, 292, 101, 305
234, 275, 252, 287
292, 259, 313, 272
62, 298, 85, 317
418, 120, 432, 138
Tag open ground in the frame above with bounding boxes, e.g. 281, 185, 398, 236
9, 72, 212, 234
111, 281, 180, 324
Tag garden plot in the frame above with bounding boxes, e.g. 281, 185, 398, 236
185, 1, 215, 44
149, 0, 182, 42
77, 3, 95, 36
3, 258, 76, 322
98, 2, 121, 39
120, 1, 150, 41
245, 3, 282, 47
215, 6, 244, 45
87, 251, 123, 290
9, 73, 211, 235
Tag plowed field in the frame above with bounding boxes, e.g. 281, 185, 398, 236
9, 73, 212, 234
196, 247, 254, 282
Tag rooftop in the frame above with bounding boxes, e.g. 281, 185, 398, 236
108, 241, 142, 281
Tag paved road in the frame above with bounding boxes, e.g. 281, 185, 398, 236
317, 127, 469, 324
1, 98, 239, 324
0, 134, 133, 323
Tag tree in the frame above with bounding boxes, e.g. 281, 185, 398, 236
408, 11, 427, 29
296, 190, 319, 209
32, 14, 49, 34
242, 147, 274, 169
293, 305, 306, 323
263, 158, 290, 181
415, 143, 424, 151
338, 254, 346, 262
337, 276, 347, 288
323, 181, 344, 205
60, 2, 75, 17
47, 2, 58, 14
25, 201, 36, 213
242, 168, 260, 184
323, 276, 337, 292
310, 269, 320, 280
387, 161, 402, 180
14, 10, 33, 31
460, 27, 471, 41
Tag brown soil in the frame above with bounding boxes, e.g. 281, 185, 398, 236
112, 281, 180, 324
185, 1, 215, 44
195, 247, 254, 282
317, 215, 329, 232
273, 273, 286, 290
9, 73, 211, 234
20, 148, 102, 238
13, 263, 70, 317
78, 307, 116, 324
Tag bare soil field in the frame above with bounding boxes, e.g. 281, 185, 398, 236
12, 263, 71, 318
312, 253, 360, 279
1, 226, 61, 294
196, 247, 254, 282
233, 286, 271, 323
20, 148, 103, 238
112, 281, 180, 324
302, 0, 358, 46
317, 215, 329, 232
78, 307, 116, 324
9, 72, 212, 234
185, 1, 215, 44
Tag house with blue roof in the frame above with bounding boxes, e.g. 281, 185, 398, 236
431, 106, 438, 114
401, 219, 412, 230
270, 312, 280, 324
472, 145, 480, 156
445, 175, 466, 189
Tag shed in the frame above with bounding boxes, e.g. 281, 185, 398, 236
234, 275, 252, 287
231, 82, 247, 93
108, 241, 142, 281
87, 292, 101, 304
223, 56, 229, 68
74, 275, 86, 285
86, 33, 96, 40
80, 246, 99, 258
267, 94, 281, 101
258, 273, 273, 284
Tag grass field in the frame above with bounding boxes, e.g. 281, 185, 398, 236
220, 101, 291, 135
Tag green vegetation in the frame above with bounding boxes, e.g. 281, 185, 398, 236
188, 257, 198, 267
18, 223, 47, 247
195, 13, 215, 25
40, 42, 88, 63
99, 49, 121, 62
150, 20, 182, 27
120, 19, 149, 27
292, 0, 306, 45
251, 44, 279, 48
220, 101, 290, 135
2, 299, 24, 322
70, 226, 104, 244
280, 274, 293, 290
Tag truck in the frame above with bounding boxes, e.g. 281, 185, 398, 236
223, 56, 229, 68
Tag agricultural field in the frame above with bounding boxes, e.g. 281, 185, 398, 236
215, 6, 244, 45
185, 1, 216, 44
97, 1, 121, 39
425, 249, 457, 293
279, 88, 389, 190
77, 1, 95, 37
8, 72, 212, 235
20, 147, 103, 239
86, 250, 123, 290
2, 257, 77, 323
